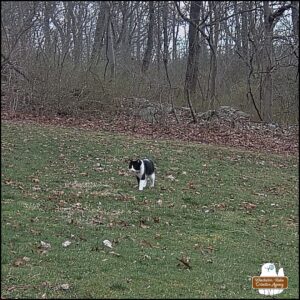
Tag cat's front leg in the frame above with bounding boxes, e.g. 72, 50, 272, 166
139, 179, 146, 191
139, 174, 146, 191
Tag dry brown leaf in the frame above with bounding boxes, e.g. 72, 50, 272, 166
176, 255, 192, 269
32, 178, 39, 184
215, 203, 227, 210
153, 216, 160, 223
140, 240, 153, 248
37, 241, 51, 254
139, 220, 150, 229
241, 202, 257, 210
13, 257, 30, 267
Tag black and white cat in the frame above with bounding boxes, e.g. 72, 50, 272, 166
129, 159, 155, 191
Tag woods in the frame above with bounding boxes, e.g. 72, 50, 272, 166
1, 1, 299, 125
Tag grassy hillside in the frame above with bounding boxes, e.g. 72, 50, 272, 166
1, 121, 298, 298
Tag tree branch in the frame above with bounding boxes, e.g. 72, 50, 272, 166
269, 4, 292, 23
174, 1, 215, 54
1, 54, 31, 83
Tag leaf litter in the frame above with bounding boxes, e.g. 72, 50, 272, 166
2, 112, 298, 155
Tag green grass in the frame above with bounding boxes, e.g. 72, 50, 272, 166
1, 121, 298, 299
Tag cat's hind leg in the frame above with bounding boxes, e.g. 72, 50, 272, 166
149, 173, 155, 187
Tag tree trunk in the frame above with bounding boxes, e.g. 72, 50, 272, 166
116, 1, 132, 64
261, 2, 293, 122
208, 1, 220, 109
43, 2, 51, 55
136, 4, 142, 61
163, 1, 171, 87
172, 6, 178, 61
67, 2, 80, 66
291, 1, 299, 49
142, 1, 155, 74
261, 2, 274, 123
184, 1, 201, 95
105, 18, 116, 80
90, 2, 107, 65
163, 2, 169, 65
156, 2, 161, 76
241, 1, 249, 59
234, 2, 241, 53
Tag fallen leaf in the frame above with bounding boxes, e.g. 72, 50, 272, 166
253, 192, 267, 197
140, 240, 153, 248
215, 203, 227, 210
109, 251, 121, 256
103, 239, 113, 248
176, 255, 192, 269
241, 202, 257, 210
157, 199, 163, 206
37, 241, 51, 254
153, 216, 160, 223
60, 283, 70, 290
206, 245, 214, 253
22, 256, 30, 262
143, 254, 151, 260
155, 233, 161, 239
40, 241, 51, 249
62, 240, 71, 247
4, 179, 14, 185
139, 220, 150, 229
13, 257, 30, 267
118, 170, 129, 176
187, 181, 196, 189
167, 175, 175, 181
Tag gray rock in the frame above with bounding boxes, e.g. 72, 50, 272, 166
117, 97, 172, 123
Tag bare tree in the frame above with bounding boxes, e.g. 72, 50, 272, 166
43, 2, 51, 55
208, 1, 220, 109
142, 1, 155, 74
291, 1, 299, 62
171, 4, 179, 61
163, 2, 169, 67
241, 1, 249, 59
261, 1, 292, 122
184, 1, 201, 95
234, 1, 242, 54
90, 2, 108, 66
105, 8, 115, 80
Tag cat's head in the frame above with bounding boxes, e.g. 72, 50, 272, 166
129, 159, 142, 172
